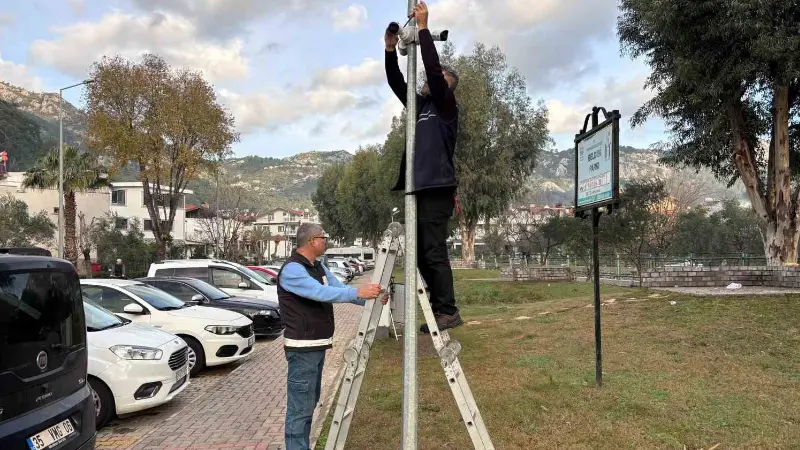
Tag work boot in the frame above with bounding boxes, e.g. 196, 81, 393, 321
420, 312, 464, 334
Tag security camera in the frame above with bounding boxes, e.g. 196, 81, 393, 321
388, 21, 449, 56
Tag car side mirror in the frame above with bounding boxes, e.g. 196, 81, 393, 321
123, 303, 145, 314
191, 294, 205, 303
238, 281, 250, 289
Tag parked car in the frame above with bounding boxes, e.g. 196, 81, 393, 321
136, 277, 283, 338
0, 254, 96, 450
80, 279, 254, 377
326, 259, 355, 278
147, 259, 278, 302
83, 299, 190, 428
247, 266, 277, 284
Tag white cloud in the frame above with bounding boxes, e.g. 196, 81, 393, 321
547, 76, 654, 134
313, 58, 382, 89
218, 86, 378, 133
29, 11, 249, 83
429, 0, 619, 90
131, 0, 340, 38
0, 52, 44, 91
332, 4, 368, 32
353, 95, 405, 139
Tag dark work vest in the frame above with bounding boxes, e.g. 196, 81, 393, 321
277, 251, 335, 352
392, 95, 459, 193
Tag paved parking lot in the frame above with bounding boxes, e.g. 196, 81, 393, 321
96, 300, 364, 450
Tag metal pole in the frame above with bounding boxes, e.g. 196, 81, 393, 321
592, 208, 602, 387
402, 0, 419, 448
58, 89, 64, 259
57, 79, 94, 261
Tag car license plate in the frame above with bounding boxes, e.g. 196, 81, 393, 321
27, 418, 76, 450
175, 364, 189, 382
248, 335, 255, 347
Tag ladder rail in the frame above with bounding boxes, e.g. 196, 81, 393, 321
324, 222, 494, 450
413, 271, 495, 450
325, 226, 401, 450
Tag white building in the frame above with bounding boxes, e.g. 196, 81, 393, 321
107, 182, 193, 244
0, 172, 110, 261
251, 208, 321, 259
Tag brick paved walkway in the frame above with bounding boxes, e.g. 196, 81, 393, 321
97, 300, 364, 450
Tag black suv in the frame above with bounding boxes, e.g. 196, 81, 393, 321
136, 277, 284, 338
0, 255, 96, 450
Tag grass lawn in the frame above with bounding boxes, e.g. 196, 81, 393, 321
317, 270, 800, 450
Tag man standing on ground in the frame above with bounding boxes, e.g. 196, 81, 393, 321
384, 1, 463, 333
278, 223, 383, 450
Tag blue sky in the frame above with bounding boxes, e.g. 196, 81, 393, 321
0, 0, 667, 159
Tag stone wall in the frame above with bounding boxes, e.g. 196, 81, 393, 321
641, 266, 800, 288
501, 266, 575, 281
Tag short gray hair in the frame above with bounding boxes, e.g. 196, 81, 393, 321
297, 223, 324, 248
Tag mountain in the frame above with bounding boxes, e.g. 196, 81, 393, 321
523, 146, 747, 205
111, 151, 355, 211
0, 81, 745, 211
0, 81, 88, 170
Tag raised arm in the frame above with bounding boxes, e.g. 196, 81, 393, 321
385, 48, 408, 106
416, 4, 457, 121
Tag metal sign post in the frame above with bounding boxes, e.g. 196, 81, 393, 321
573, 106, 621, 388
402, 0, 419, 448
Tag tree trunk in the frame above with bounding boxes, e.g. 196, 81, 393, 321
763, 221, 800, 265
64, 191, 78, 266
459, 218, 477, 264
156, 239, 167, 260
730, 91, 800, 266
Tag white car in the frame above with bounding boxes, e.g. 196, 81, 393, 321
147, 259, 278, 303
83, 299, 190, 428
80, 279, 255, 377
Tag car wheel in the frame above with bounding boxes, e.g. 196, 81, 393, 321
88, 378, 115, 429
181, 336, 206, 377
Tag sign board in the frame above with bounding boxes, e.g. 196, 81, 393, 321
574, 112, 620, 213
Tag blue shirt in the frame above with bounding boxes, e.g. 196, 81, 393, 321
279, 262, 365, 306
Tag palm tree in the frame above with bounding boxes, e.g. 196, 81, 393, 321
247, 225, 272, 265
23, 145, 108, 266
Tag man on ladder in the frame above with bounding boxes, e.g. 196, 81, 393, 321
385, 1, 463, 333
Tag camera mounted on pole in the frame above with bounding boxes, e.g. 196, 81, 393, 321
386, 20, 449, 56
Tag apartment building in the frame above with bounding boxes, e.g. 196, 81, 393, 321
0, 171, 110, 257
108, 182, 192, 244
251, 208, 320, 259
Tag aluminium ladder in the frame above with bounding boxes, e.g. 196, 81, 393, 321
324, 222, 494, 450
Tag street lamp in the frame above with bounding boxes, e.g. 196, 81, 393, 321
391, 207, 399, 223
58, 78, 94, 259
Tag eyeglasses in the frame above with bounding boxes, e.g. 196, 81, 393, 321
312, 236, 328, 241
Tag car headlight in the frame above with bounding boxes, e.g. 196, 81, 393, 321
205, 325, 239, 335
110, 345, 163, 360
244, 309, 276, 317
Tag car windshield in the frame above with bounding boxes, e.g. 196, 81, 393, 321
84, 298, 128, 332
125, 284, 188, 311
188, 280, 230, 300
231, 262, 273, 285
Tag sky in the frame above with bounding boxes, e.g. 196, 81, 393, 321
0, 0, 667, 159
